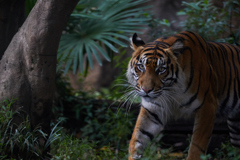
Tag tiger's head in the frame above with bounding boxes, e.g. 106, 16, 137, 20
127, 33, 185, 101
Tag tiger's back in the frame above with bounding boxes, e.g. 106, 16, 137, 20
127, 31, 240, 160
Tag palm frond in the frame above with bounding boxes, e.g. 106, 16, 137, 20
58, 0, 151, 74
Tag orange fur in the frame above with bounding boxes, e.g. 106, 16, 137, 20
127, 31, 240, 160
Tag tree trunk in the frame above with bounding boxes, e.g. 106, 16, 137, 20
0, 0, 26, 59
0, 0, 79, 155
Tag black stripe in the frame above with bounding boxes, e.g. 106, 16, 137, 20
229, 135, 240, 141
206, 43, 213, 64
167, 57, 171, 65
156, 47, 167, 54
228, 124, 240, 133
183, 46, 194, 93
173, 35, 186, 41
210, 43, 217, 59
143, 47, 167, 56
218, 43, 228, 57
158, 44, 168, 49
155, 41, 170, 47
143, 48, 155, 52
230, 45, 240, 98
208, 63, 212, 80
144, 53, 154, 56
156, 42, 170, 49
170, 64, 174, 77
165, 77, 177, 83
186, 31, 206, 53
231, 142, 240, 148
164, 67, 170, 78
238, 78, 240, 99
214, 43, 227, 95
225, 44, 238, 75
218, 44, 232, 70
132, 61, 136, 67
232, 45, 240, 65
220, 51, 232, 113
181, 71, 202, 108
194, 87, 210, 112
225, 45, 240, 107
228, 116, 240, 122
229, 128, 239, 134
211, 43, 221, 61
143, 107, 163, 125
136, 140, 143, 144
175, 64, 179, 78
136, 85, 141, 90
179, 32, 196, 45
207, 43, 215, 60
192, 143, 206, 153
139, 128, 154, 141
136, 55, 140, 61
156, 53, 164, 58
145, 43, 156, 47
231, 79, 238, 110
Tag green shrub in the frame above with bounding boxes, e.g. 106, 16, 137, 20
200, 141, 240, 160
178, 0, 240, 45
80, 105, 136, 149
0, 99, 61, 160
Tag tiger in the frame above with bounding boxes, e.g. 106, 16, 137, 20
126, 31, 240, 160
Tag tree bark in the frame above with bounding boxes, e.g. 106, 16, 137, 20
0, 0, 26, 59
0, 0, 79, 154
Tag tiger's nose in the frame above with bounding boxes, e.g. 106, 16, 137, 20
142, 87, 153, 93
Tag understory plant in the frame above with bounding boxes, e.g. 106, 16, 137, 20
0, 99, 61, 160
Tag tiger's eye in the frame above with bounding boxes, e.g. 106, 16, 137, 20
157, 67, 166, 74
137, 64, 145, 72
159, 67, 165, 72
139, 64, 144, 69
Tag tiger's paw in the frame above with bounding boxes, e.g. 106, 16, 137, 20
129, 144, 143, 160
128, 153, 142, 160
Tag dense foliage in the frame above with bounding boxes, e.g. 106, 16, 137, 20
0, 99, 61, 159
178, 0, 240, 45
3, 0, 240, 159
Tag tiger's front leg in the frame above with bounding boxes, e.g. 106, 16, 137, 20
187, 100, 217, 160
128, 106, 163, 160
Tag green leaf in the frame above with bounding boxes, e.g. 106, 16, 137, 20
72, 47, 79, 74
102, 32, 129, 41
78, 45, 84, 73
64, 57, 72, 75
99, 38, 118, 53
177, 10, 186, 15
89, 42, 102, 66
71, 13, 102, 19
85, 44, 93, 69
104, 36, 127, 47
91, 41, 110, 61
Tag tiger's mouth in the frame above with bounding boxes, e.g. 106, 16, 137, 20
143, 95, 150, 97
136, 89, 162, 99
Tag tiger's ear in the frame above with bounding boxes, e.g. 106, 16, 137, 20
130, 33, 145, 51
170, 39, 184, 57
